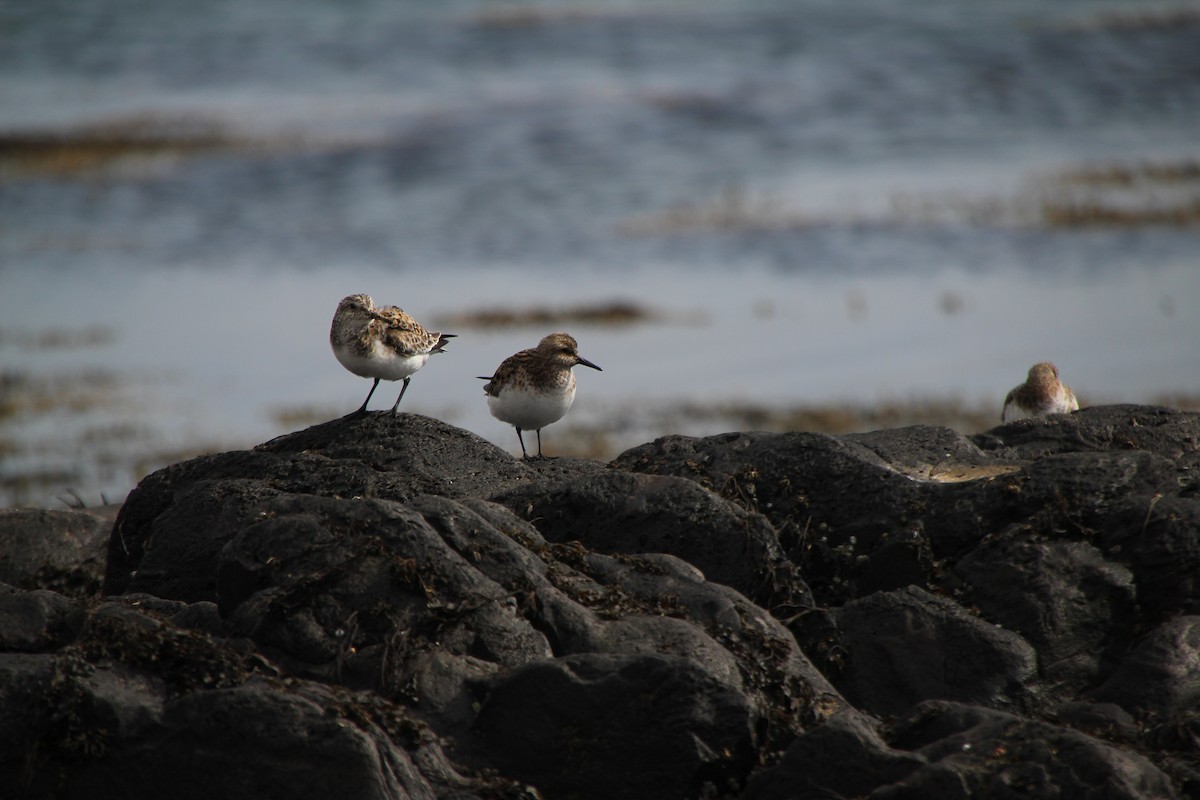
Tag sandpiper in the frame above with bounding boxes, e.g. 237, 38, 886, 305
1002, 361, 1079, 422
479, 332, 602, 458
330, 293, 455, 415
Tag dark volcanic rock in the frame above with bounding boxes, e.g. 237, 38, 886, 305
0, 508, 110, 596
105, 413, 556, 599
609, 429, 931, 603
0, 596, 516, 800
845, 423, 1000, 472
746, 700, 1179, 799
1051, 701, 1141, 743
742, 709, 926, 799
0, 588, 86, 652
214, 493, 556, 678
974, 404, 1200, 461
206, 489, 837, 765
77, 414, 846, 798
605, 405, 1200, 796
491, 469, 813, 613
950, 529, 1137, 691
832, 586, 1037, 717
5, 405, 1200, 799
253, 413, 606, 494
612, 407, 1200, 616
1092, 616, 1200, 719
473, 653, 757, 799
879, 701, 1180, 800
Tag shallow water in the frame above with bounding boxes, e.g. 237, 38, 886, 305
2, 0, 1199, 507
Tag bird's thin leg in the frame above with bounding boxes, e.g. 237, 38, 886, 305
357, 378, 381, 415
536, 429, 543, 458
390, 377, 412, 415
516, 428, 528, 459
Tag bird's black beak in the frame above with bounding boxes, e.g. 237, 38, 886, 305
576, 356, 602, 371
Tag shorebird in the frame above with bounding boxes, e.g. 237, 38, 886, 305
479, 332, 602, 458
330, 293, 454, 415
1002, 361, 1079, 422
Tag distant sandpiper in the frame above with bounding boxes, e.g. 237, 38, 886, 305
330, 293, 455, 415
1002, 361, 1079, 422
479, 332, 602, 458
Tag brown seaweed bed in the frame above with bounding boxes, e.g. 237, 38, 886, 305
0, 122, 236, 176
618, 159, 1200, 234
431, 300, 703, 330
3, 118, 1197, 232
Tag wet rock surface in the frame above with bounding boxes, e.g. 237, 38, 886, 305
3, 405, 1199, 798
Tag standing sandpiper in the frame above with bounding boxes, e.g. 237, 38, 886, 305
1002, 361, 1079, 422
330, 293, 455, 415
479, 332, 602, 458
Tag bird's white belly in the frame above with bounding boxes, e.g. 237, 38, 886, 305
488, 386, 575, 430
1001, 401, 1035, 423
334, 343, 428, 381
1053, 390, 1079, 414
1002, 387, 1078, 423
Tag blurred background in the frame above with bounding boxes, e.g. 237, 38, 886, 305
2, 0, 1199, 508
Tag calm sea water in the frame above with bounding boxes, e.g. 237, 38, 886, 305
2, 0, 1199, 506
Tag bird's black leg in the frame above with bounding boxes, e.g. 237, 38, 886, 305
390, 377, 411, 415
356, 378, 381, 415
516, 428, 528, 459
536, 429, 544, 459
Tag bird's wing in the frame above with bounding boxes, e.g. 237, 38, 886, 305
374, 307, 443, 356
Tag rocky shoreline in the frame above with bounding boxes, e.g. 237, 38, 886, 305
2, 404, 1198, 798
